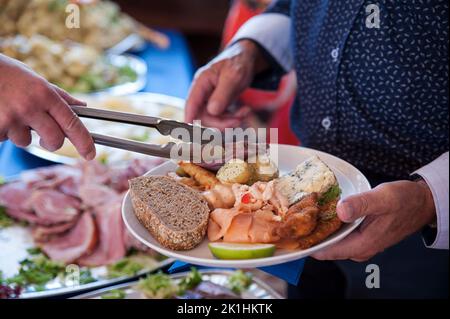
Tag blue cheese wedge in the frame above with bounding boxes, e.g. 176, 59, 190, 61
275, 155, 337, 205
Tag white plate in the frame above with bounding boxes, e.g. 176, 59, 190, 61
122, 144, 371, 268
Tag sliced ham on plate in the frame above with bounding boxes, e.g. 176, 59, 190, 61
40, 212, 98, 264
124, 228, 155, 254
30, 190, 81, 224
80, 161, 111, 186
4, 209, 44, 225
0, 181, 32, 211
78, 183, 118, 208
32, 219, 79, 242
58, 176, 81, 198
78, 200, 127, 267
21, 165, 81, 190
109, 158, 164, 193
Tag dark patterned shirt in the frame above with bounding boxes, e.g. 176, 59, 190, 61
259, 0, 449, 179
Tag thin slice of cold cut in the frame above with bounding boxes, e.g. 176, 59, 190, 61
30, 190, 80, 224
78, 183, 117, 208
0, 182, 32, 211
32, 219, 79, 242
40, 212, 97, 263
4, 209, 42, 225
78, 200, 126, 266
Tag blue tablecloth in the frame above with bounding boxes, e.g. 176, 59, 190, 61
0, 30, 305, 286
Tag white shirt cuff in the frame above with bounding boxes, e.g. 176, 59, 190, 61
413, 152, 449, 250
228, 13, 293, 72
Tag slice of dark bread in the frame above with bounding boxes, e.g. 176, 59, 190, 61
129, 175, 210, 250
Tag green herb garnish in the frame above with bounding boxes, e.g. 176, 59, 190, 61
227, 270, 252, 294
79, 269, 97, 285
101, 289, 126, 299
107, 254, 158, 279
137, 272, 178, 299
0, 176, 5, 185
0, 206, 15, 228
318, 185, 342, 206
26, 247, 42, 255
6, 254, 65, 287
178, 267, 202, 294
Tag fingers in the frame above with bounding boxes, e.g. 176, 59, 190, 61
185, 61, 249, 123
337, 185, 388, 222
47, 93, 96, 160
28, 112, 65, 152
311, 228, 378, 262
199, 106, 251, 130
185, 70, 216, 123
206, 67, 244, 116
51, 85, 86, 106
6, 124, 31, 147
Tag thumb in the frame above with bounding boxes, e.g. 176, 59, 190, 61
337, 187, 387, 222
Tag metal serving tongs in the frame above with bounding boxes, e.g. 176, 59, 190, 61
71, 106, 220, 160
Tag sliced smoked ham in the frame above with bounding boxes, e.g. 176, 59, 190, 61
58, 176, 81, 198
30, 190, 80, 224
78, 199, 126, 266
41, 212, 98, 263
5, 209, 43, 225
78, 183, 118, 208
1, 159, 162, 266
0, 182, 32, 211
32, 219, 79, 242
21, 165, 81, 190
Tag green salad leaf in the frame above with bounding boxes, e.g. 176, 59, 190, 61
0, 206, 15, 228
137, 272, 178, 299
178, 267, 203, 294
79, 269, 97, 285
107, 254, 158, 279
101, 289, 126, 299
227, 270, 253, 294
318, 185, 342, 206
6, 254, 65, 287
26, 247, 42, 255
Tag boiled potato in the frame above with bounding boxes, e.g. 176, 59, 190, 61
216, 159, 255, 185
